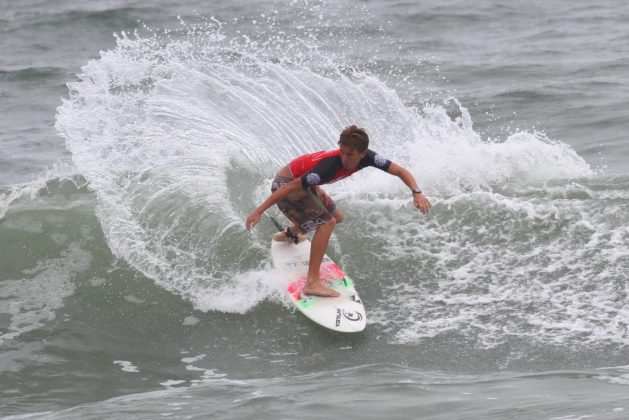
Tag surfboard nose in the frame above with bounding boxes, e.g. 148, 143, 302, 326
272, 238, 367, 333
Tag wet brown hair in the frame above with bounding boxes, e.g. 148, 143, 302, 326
338, 125, 369, 152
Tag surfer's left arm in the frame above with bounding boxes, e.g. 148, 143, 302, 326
245, 178, 303, 230
387, 163, 431, 214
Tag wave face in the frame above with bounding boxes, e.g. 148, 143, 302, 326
53, 17, 629, 353
2, 1, 629, 417
9, 364, 629, 420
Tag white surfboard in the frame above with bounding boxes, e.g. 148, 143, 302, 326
271, 238, 366, 333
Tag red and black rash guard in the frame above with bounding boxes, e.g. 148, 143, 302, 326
289, 149, 392, 189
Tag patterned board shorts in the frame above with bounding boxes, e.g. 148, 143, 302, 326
271, 176, 337, 233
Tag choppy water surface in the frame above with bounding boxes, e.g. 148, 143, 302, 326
1, 0, 628, 417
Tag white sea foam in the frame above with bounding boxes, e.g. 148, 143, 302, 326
367, 184, 629, 348
0, 161, 82, 220
0, 243, 91, 345
113, 360, 140, 373
124, 295, 145, 304
181, 354, 206, 364
182, 316, 199, 326
160, 380, 186, 387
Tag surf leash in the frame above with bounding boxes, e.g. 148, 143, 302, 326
268, 215, 284, 232
268, 215, 301, 243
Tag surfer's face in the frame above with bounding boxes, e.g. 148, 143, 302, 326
339, 145, 367, 169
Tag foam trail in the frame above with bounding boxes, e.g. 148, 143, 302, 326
366, 178, 629, 348
0, 243, 92, 344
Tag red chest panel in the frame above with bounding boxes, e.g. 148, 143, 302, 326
289, 150, 358, 184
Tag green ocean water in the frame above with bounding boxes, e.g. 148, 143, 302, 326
2, 0, 629, 417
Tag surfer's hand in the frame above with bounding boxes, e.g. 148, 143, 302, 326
413, 193, 431, 214
246, 211, 262, 231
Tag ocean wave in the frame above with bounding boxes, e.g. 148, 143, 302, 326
0, 67, 67, 82
0, 162, 85, 220
367, 175, 629, 348
53, 16, 605, 340
6, 364, 629, 419
3, 6, 147, 34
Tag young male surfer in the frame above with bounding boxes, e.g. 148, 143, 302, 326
246, 125, 431, 297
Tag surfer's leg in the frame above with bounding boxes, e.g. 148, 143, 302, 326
315, 186, 341, 224
303, 218, 340, 297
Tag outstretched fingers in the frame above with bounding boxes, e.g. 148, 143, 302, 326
246, 212, 261, 230
414, 195, 432, 214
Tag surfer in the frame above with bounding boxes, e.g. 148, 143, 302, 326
246, 125, 431, 297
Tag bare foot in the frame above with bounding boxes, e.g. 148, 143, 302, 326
273, 230, 305, 243
302, 281, 340, 297
273, 231, 289, 242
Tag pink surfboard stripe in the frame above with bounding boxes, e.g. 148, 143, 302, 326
287, 262, 346, 295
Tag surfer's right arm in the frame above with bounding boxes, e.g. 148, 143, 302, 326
246, 178, 303, 231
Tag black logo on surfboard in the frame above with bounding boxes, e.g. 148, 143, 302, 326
342, 310, 362, 322
336, 309, 363, 326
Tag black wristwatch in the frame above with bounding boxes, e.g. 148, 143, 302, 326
412, 188, 422, 195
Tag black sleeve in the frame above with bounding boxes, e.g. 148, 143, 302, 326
360, 149, 392, 172
300, 156, 342, 189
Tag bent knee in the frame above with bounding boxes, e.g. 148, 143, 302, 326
318, 216, 336, 230
333, 210, 344, 224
